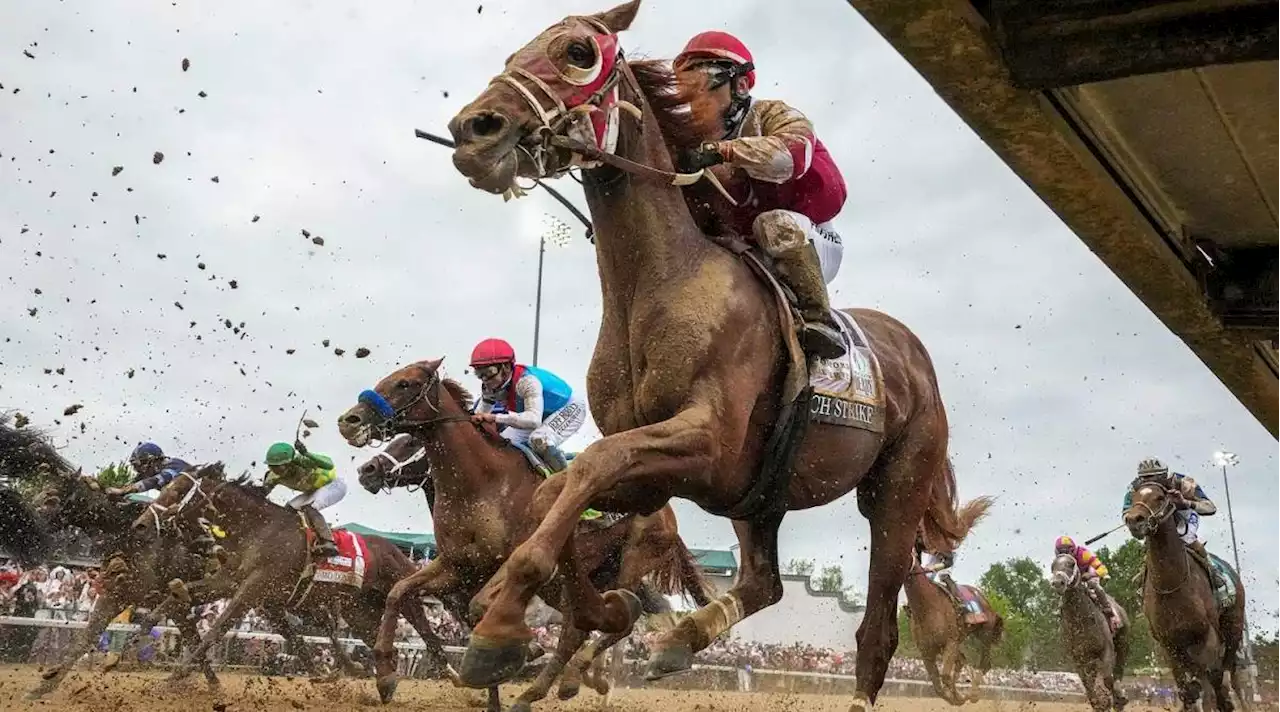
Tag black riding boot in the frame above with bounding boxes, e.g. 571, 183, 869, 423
302, 505, 338, 559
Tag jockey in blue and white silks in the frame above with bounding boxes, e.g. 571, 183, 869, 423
108, 442, 191, 496
468, 338, 586, 473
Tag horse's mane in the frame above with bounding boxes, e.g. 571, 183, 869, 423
441, 378, 475, 410
629, 60, 702, 153
628, 59, 739, 236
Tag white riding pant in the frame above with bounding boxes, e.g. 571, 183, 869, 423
1175, 510, 1200, 545
502, 393, 587, 451
755, 209, 844, 285
287, 478, 347, 511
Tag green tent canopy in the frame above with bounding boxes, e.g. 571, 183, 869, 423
338, 522, 437, 557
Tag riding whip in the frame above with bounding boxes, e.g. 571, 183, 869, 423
1084, 523, 1126, 546
413, 128, 595, 241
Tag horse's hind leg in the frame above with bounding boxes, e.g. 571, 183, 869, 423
922, 651, 957, 705
852, 422, 943, 707
938, 640, 966, 706
646, 514, 786, 681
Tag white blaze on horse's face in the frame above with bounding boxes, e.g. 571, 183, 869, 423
446, 0, 641, 194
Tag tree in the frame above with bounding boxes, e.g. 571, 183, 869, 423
95, 462, 134, 489
783, 558, 814, 577
1253, 633, 1277, 682
816, 565, 845, 593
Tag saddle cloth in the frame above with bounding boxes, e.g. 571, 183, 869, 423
305, 528, 367, 590
808, 310, 885, 433
1208, 552, 1238, 609
935, 581, 991, 625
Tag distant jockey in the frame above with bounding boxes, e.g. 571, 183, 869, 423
674, 30, 848, 360
1054, 535, 1121, 632
261, 442, 345, 559
1124, 457, 1224, 587
914, 529, 963, 604
107, 443, 191, 496
468, 338, 586, 474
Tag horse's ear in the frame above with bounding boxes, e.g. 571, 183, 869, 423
591, 0, 640, 33
418, 357, 444, 373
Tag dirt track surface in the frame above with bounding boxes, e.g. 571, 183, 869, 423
0, 666, 1147, 712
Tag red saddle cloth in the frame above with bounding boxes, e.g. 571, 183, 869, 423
305, 528, 367, 589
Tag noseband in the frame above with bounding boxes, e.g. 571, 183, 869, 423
356, 369, 473, 444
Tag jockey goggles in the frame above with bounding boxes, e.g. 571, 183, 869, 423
475, 364, 506, 381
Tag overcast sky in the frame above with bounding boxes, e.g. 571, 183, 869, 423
2, 0, 1275, 632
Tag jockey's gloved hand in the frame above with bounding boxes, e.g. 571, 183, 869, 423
684, 142, 727, 171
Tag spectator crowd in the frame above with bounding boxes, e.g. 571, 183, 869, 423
1, 559, 1083, 693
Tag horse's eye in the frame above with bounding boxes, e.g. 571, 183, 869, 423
396, 380, 410, 389
566, 41, 594, 69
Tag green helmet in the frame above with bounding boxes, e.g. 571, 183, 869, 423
265, 442, 297, 466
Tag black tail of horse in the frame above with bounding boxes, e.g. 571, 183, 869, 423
0, 486, 49, 565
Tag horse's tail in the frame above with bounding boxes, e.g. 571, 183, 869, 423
921, 457, 995, 553
649, 538, 716, 608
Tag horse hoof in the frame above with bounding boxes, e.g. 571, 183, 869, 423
376, 675, 397, 704
507, 702, 533, 712
557, 682, 581, 701
525, 642, 546, 663
604, 588, 643, 630
848, 694, 875, 712
644, 642, 694, 681
458, 637, 528, 688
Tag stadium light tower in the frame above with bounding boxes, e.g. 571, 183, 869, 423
1211, 450, 1258, 701
532, 214, 573, 367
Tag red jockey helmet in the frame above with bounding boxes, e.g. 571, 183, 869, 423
675, 31, 756, 91
470, 338, 516, 367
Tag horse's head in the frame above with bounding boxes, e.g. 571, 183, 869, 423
338, 358, 457, 447
447, 0, 641, 194
130, 462, 225, 534
356, 434, 429, 494
1048, 553, 1081, 594
1123, 474, 1178, 540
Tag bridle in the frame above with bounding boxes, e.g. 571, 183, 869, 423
369, 445, 430, 493
143, 471, 220, 537
488, 16, 736, 204
1124, 477, 1190, 594
1050, 553, 1081, 590
356, 367, 472, 444
1124, 477, 1179, 540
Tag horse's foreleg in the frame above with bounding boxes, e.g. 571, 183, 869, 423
26, 586, 134, 699
508, 624, 585, 712
172, 607, 221, 689
647, 515, 785, 680
372, 560, 459, 703
168, 569, 270, 682
463, 409, 714, 689
394, 587, 451, 677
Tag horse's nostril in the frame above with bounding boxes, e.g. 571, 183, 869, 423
343, 414, 363, 425
468, 112, 506, 138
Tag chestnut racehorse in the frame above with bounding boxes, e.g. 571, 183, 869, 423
442, 2, 984, 707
